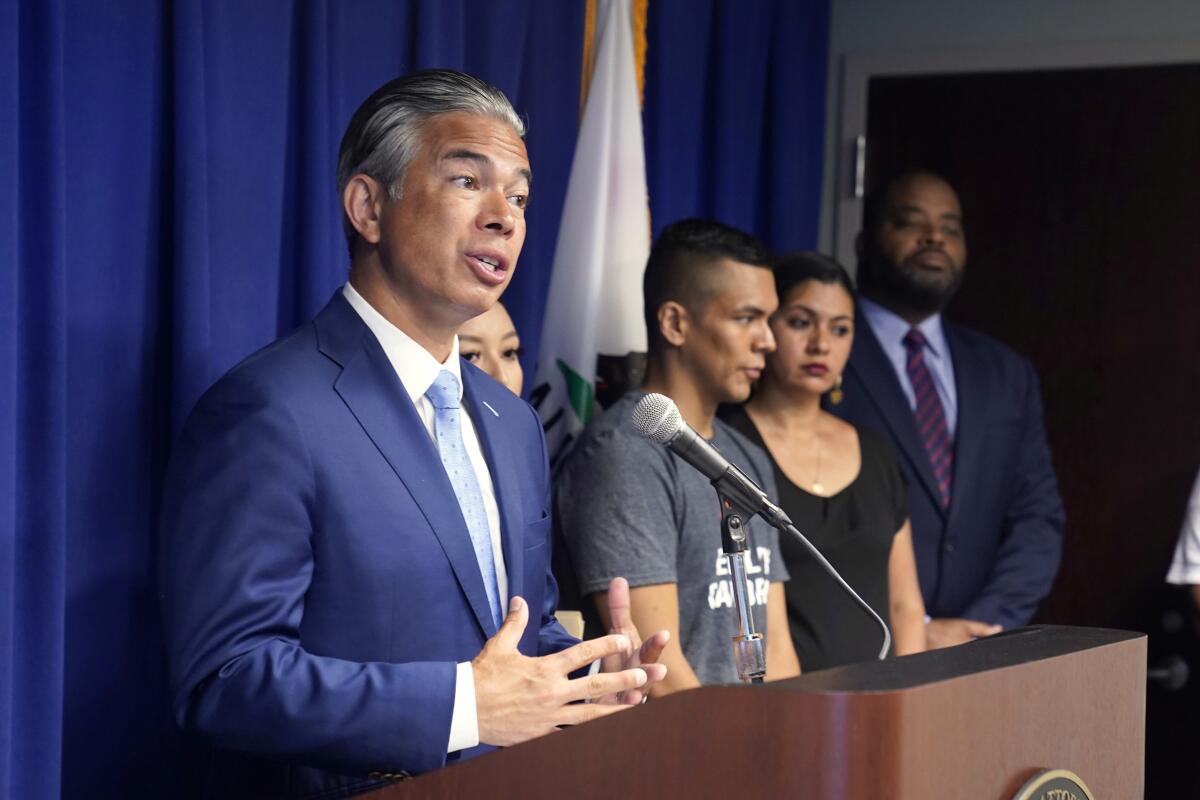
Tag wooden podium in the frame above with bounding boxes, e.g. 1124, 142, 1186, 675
369, 626, 1145, 798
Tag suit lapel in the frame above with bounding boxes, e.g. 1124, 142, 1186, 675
943, 324, 982, 522
461, 367, 525, 604
847, 317, 946, 516
315, 295, 497, 638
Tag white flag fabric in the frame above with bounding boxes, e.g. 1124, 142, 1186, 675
532, 0, 649, 465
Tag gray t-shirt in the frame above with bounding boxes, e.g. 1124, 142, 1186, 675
556, 391, 789, 685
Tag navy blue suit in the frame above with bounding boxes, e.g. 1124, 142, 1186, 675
160, 293, 575, 798
831, 313, 1065, 629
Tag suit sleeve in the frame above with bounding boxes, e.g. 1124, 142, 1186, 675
159, 370, 455, 776
959, 362, 1065, 628
525, 401, 581, 657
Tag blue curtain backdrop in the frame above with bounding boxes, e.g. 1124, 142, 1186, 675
0, 1, 827, 797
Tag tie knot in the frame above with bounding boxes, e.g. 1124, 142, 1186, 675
902, 328, 928, 353
425, 370, 461, 410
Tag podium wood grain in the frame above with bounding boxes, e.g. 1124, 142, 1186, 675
368, 626, 1144, 799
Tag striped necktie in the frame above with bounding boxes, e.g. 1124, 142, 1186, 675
903, 329, 954, 509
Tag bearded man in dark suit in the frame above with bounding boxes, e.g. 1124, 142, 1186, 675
832, 171, 1065, 649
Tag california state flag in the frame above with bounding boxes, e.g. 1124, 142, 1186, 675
532, 0, 650, 467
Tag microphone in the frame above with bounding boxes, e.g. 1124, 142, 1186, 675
631, 392, 792, 530
632, 392, 892, 661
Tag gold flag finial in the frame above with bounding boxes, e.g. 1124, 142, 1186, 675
580, 0, 648, 118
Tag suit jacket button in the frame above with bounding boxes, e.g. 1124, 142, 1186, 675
944, 542, 955, 552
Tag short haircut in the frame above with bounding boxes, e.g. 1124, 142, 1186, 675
642, 219, 773, 349
336, 69, 524, 250
774, 251, 855, 304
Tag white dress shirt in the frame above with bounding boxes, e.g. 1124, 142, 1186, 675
1167, 471, 1200, 585
343, 282, 506, 754
858, 296, 959, 435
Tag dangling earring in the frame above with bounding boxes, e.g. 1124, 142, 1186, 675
829, 374, 844, 405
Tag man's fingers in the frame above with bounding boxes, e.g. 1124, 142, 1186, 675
640, 662, 667, 685
605, 577, 633, 632
616, 688, 645, 706
554, 633, 632, 673
556, 700, 634, 728
928, 618, 1002, 647
492, 596, 529, 651
925, 618, 968, 648
564, 667, 647, 704
636, 629, 670, 666
963, 620, 1002, 637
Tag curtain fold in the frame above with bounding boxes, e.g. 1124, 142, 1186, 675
4, 1, 69, 797
644, 0, 829, 250
0, 2, 827, 797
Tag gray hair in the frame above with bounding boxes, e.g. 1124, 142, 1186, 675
336, 69, 525, 247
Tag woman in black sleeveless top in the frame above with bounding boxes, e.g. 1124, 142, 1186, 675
723, 253, 927, 670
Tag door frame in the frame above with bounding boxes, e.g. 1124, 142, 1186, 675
828, 37, 1200, 268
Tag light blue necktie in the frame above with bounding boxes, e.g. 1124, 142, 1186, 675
425, 370, 503, 629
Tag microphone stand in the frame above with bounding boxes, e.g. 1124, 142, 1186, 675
710, 472, 892, 668
717, 491, 766, 684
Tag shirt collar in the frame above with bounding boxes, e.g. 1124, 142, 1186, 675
858, 295, 949, 360
341, 282, 462, 405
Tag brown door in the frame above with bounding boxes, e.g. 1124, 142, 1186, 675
866, 63, 1200, 795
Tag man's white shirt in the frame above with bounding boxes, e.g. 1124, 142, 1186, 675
1167, 470, 1200, 586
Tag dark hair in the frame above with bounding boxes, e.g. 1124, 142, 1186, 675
336, 69, 523, 250
774, 251, 855, 305
642, 219, 773, 348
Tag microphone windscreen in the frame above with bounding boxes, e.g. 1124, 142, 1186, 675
632, 393, 681, 444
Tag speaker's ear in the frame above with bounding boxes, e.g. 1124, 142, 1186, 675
343, 174, 386, 245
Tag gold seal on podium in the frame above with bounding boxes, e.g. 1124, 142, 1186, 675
1012, 768, 1095, 800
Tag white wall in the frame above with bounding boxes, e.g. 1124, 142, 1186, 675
818, 0, 1200, 252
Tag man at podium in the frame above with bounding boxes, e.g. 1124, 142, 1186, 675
159, 70, 667, 798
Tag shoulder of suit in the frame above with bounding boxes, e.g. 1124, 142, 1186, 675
201, 321, 326, 401
944, 320, 1037, 375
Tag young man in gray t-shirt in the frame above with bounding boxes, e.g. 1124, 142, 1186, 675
557, 220, 800, 692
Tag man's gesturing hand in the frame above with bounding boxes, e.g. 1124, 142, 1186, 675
925, 617, 1002, 649
473, 596, 651, 747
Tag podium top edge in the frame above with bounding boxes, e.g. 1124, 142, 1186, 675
760, 625, 1145, 694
